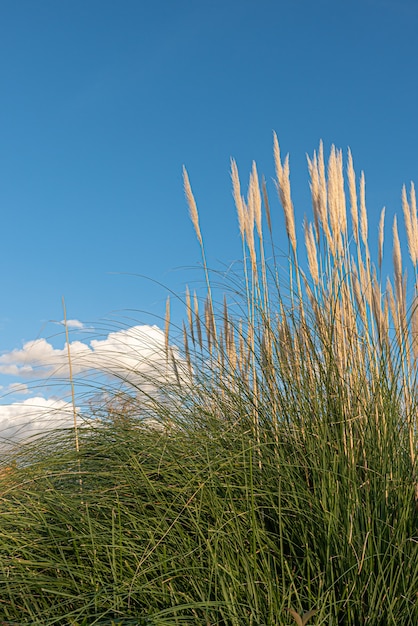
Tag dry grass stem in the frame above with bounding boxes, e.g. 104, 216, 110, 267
182, 320, 193, 381
185, 285, 195, 345
62, 297, 79, 456
164, 295, 170, 364
194, 291, 203, 351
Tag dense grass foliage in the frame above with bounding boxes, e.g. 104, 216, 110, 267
0, 137, 416, 624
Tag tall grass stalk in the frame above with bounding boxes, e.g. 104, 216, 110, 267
62, 296, 83, 497
0, 137, 416, 624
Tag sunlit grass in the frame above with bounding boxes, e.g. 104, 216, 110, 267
0, 136, 416, 624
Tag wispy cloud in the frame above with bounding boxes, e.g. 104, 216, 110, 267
59, 319, 85, 330
7, 382, 30, 396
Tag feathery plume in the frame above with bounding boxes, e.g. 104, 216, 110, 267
410, 182, 418, 262
351, 258, 366, 322
371, 270, 384, 345
273, 133, 297, 253
386, 277, 397, 330
359, 172, 368, 249
231, 159, 245, 238
307, 151, 320, 243
304, 220, 319, 285
317, 141, 329, 238
327, 145, 343, 253
242, 194, 257, 269
402, 183, 418, 266
357, 252, 372, 310
336, 148, 347, 236
251, 161, 262, 239
309, 141, 332, 249
392, 215, 403, 305
411, 294, 418, 359
378, 207, 385, 272
347, 148, 359, 244
262, 176, 273, 237
183, 166, 202, 246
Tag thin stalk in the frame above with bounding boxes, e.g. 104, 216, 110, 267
62, 296, 82, 494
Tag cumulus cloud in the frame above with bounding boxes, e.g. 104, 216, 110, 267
0, 324, 183, 389
0, 396, 78, 446
0, 337, 91, 378
0, 325, 186, 447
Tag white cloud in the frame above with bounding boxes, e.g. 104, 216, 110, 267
0, 397, 78, 446
0, 325, 178, 381
0, 325, 187, 447
59, 319, 85, 329
0, 337, 91, 378
88, 325, 179, 386
7, 382, 30, 396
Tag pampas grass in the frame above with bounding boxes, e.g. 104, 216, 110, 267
0, 135, 416, 625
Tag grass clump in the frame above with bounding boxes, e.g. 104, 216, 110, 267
0, 136, 416, 624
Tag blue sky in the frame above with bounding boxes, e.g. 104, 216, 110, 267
0, 0, 417, 440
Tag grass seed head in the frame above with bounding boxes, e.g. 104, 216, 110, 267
273, 132, 297, 253
183, 166, 202, 245
378, 206, 386, 272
